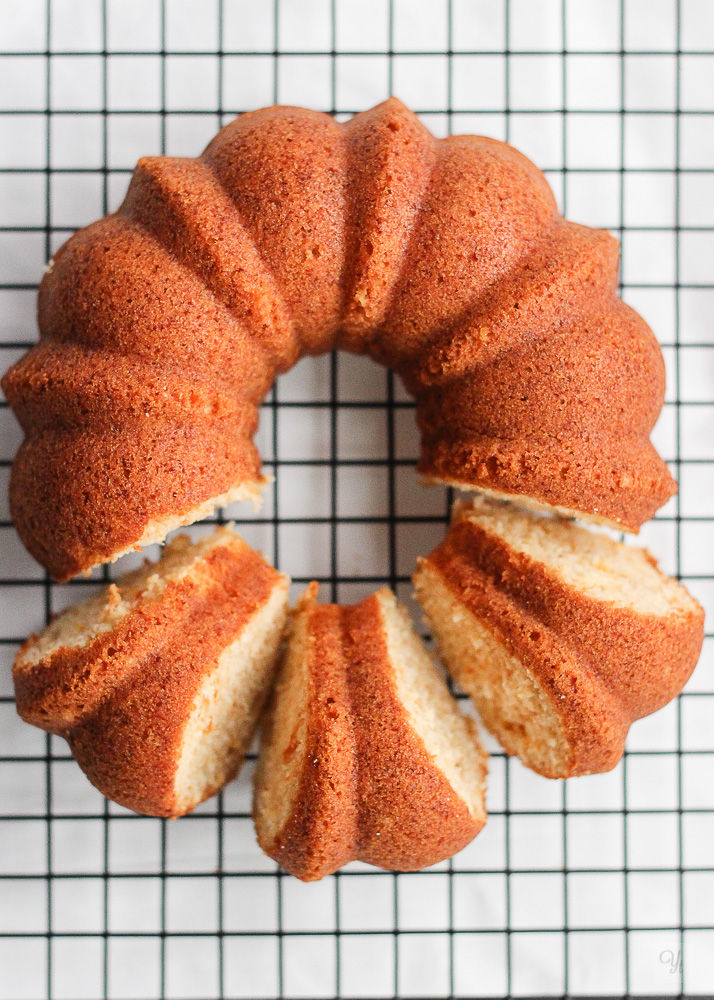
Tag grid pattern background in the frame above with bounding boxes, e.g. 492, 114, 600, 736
1, 0, 713, 997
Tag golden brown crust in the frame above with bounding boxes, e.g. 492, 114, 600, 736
402, 221, 621, 392
256, 589, 485, 880
418, 518, 705, 777
379, 132, 557, 366
122, 156, 299, 372
7, 419, 263, 583
2, 97, 674, 578
14, 540, 285, 817
417, 432, 675, 535
339, 99, 437, 351
343, 596, 484, 871
203, 105, 347, 355
255, 598, 358, 881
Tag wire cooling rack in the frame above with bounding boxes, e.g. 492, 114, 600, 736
1, 1, 713, 997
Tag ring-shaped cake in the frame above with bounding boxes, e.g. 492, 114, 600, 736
2, 98, 675, 583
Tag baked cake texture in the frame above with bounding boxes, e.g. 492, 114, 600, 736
253, 585, 487, 880
2, 98, 674, 581
414, 498, 705, 779
13, 526, 289, 817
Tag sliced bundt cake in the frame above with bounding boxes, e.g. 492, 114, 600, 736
14, 526, 289, 817
414, 498, 705, 779
254, 585, 487, 880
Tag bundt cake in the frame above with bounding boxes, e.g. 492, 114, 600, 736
414, 498, 705, 779
253, 585, 487, 881
13, 526, 289, 817
2, 97, 674, 582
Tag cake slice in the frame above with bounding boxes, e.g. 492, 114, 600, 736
14, 526, 290, 817
254, 585, 487, 881
414, 497, 705, 779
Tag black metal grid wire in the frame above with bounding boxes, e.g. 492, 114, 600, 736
0, 0, 713, 997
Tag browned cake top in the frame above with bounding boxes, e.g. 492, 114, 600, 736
416, 498, 705, 777
2, 98, 675, 580
255, 587, 487, 880
14, 529, 288, 816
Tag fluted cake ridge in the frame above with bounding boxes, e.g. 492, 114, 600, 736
2, 98, 675, 581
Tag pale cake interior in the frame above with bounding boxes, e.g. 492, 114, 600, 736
414, 495, 703, 778
174, 577, 290, 814
103, 479, 268, 571
17, 527, 251, 669
253, 590, 313, 848
454, 496, 699, 617
414, 564, 570, 778
424, 477, 630, 533
376, 588, 487, 821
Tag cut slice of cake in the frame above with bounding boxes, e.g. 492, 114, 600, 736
414, 497, 705, 779
14, 526, 290, 817
254, 585, 487, 881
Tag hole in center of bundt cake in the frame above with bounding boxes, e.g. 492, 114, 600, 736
233, 352, 454, 587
